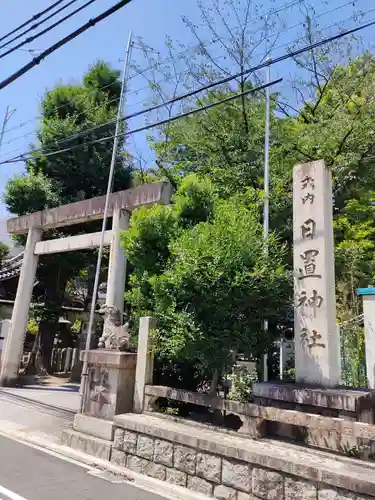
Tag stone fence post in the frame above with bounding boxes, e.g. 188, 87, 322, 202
134, 316, 155, 413
357, 288, 375, 389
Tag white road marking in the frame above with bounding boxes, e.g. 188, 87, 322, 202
0, 485, 28, 500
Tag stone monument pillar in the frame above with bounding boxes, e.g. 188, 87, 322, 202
293, 159, 341, 386
0, 227, 42, 386
356, 287, 375, 389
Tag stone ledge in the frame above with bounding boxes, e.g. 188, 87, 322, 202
143, 387, 375, 442
114, 413, 375, 497
73, 414, 114, 441
61, 428, 112, 461
252, 382, 375, 413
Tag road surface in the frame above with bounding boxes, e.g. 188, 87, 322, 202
0, 435, 165, 500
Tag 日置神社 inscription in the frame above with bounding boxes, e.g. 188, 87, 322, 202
293, 160, 341, 386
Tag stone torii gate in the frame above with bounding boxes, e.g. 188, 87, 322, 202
0, 182, 172, 386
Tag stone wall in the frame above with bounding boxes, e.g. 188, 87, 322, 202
111, 426, 372, 500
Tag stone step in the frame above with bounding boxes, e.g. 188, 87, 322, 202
61, 428, 112, 461
114, 412, 375, 498
73, 413, 114, 441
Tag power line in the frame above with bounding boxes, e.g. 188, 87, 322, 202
0, 8, 369, 164
10, 9, 375, 161
0, 1, 370, 159
0, 0, 364, 139
0, 0, 66, 44
0, 0, 135, 91
0, 0, 83, 53
0, 94, 123, 148
1, 80, 283, 165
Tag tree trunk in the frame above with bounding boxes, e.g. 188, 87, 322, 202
84, 264, 96, 311
209, 370, 220, 396
38, 269, 68, 374
39, 320, 57, 374
21, 333, 40, 375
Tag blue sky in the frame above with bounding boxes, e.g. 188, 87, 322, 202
0, 0, 204, 217
0, 0, 372, 220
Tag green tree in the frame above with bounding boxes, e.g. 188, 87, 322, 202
122, 175, 291, 387
0, 242, 10, 266
4, 61, 133, 372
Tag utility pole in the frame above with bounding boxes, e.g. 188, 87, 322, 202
263, 57, 271, 382
79, 31, 133, 411
0, 105, 16, 154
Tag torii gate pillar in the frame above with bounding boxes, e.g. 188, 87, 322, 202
105, 208, 129, 317
0, 182, 173, 387
0, 226, 42, 386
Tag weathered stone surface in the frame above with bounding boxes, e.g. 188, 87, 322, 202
285, 478, 317, 499
137, 435, 154, 460
214, 484, 237, 500
144, 462, 166, 481
174, 445, 197, 475
110, 449, 126, 467
127, 455, 148, 474
73, 414, 114, 441
165, 468, 187, 487
62, 429, 112, 461
8, 181, 172, 234
237, 494, 258, 500
114, 413, 375, 497
113, 429, 124, 451
154, 439, 173, 467
187, 476, 213, 496
318, 488, 355, 500
222, 458, 251, 492
197, 452, 221, 483
123, 430, 138, 454
252, 468, 284, 500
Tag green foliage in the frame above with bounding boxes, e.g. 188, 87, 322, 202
4, 172, 60, 215
228, 366, 258, 403
71, 320, 81, 334
123, 176, 291, 377
153, 198, 290, 372
151, 89, 273, 198
0, 242, 10, 266
122, 204, 178, 275
26, 319, 39, 336
4, 60, 132, 371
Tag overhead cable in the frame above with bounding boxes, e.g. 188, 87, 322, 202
0, 0, 365, 138
0, 0, 135, 91
0, 0, 66, 44
0, 79, 283, 165
0, 0, 98, 60
0, 0, 82, 52
6, 10, 375, 161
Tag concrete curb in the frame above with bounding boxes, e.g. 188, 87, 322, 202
0, 425, 208, 500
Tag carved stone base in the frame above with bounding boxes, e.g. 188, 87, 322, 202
80, 349, 137, 420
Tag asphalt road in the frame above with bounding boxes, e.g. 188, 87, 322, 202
0, 435, 165, 500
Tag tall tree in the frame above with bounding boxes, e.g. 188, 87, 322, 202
122, 175, 291, 389
4, 61, 133, 372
